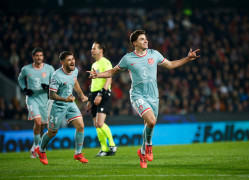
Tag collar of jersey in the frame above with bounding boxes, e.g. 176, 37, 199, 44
134, 50, 147, 57
61, 66, 73, 75
32, 63, 44, 70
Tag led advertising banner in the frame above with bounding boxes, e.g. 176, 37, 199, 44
0, 121, 248, 152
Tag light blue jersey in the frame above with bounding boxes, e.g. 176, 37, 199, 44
48, 67, 82, 129
117, 49, 165, 117
49, 67, 78, 107
18, 63, 55, 105
18, 63, 54, 122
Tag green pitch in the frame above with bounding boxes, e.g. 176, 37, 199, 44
0, 141, 249, 179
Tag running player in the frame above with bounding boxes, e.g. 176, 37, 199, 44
87, 30, 200, 168
87, 41, 117, 157
37, 51, 88, 165
18, 47, 54, 158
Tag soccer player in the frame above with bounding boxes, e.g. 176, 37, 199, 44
87, 30, 200, 168
87, 41, 117, 157
18, 47, 54, 158
37, 51, 88, 165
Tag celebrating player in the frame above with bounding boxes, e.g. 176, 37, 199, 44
87, 41, 117, 157
87, 30, 200, 168
37, 51, 88, 165
18, 47, 54, 158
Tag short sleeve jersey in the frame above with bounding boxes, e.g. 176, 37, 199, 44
49, 67, 78, 107
117, 49, 165, 101
18, 63, 55, 106
90, 57, 113, 92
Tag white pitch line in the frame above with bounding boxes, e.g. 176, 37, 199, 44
1, 174, 249, 178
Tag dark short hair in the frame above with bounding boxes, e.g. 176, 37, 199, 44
94, 41, 106, 54
32, 47, 43, 56
130, 30, 146, 47
59, 51, 73, 61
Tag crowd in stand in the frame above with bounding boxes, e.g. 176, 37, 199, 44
0, 7, 248, 120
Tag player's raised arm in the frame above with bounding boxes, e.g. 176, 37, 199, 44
161, 48, 200, 70
87, 66, 121, 79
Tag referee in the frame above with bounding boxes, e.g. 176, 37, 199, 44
87, 41, 117, 156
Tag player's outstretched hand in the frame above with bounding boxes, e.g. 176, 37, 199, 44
65, 94, 75, 102
187, 48, 200, 61
86, 68, 98, 79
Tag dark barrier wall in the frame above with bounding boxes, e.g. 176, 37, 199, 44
1, 120, 248, 152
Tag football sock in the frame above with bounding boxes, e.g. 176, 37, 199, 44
145, 125, 154, 145
75, 131, 84, 154
40, 132, 51, 152
141, 125, 146, 154
34, 134, 41, 147
96, 128, 109, 152
100, 123, 115, 147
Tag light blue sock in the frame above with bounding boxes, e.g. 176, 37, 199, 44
40, 132, 51, 152
75, 131, 84, 154
34, 134, 41, 147
145, 125, 154, 145
141, 125, 146, 154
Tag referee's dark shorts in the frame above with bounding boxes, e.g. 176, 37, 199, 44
90, 90, 112, 118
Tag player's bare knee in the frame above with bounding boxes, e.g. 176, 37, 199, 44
148, 119, 156, 128
76, 126, 84, 132
48, 129, 58, 138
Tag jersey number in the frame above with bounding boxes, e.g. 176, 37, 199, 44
49, 115, 58, 123
140, 67, 148, 79
35, 78, 41, 88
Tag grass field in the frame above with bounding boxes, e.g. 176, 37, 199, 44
0, 141, 249, 179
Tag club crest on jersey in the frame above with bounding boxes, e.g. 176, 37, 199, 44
148, 58, 154, 65
42, 72, 47, 78
74, 76, 77, 82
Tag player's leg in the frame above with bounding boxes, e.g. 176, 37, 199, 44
96, 113, 117, 156
37, 103, 64, 165
131, 98, 157, 168
142, 110, 156, 162
71, 117, 88, 163
37, 128, 58, 165
30, 117, 42, 158
27, 102, 42, 158
67, 103, 88, 163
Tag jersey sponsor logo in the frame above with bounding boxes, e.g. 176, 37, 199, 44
148, 58, 154, 65
131, 63, 136, 65
42, 72, 47, 78
139, 105, 143, 110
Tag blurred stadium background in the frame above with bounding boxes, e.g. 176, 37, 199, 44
0, 0, 249, 153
